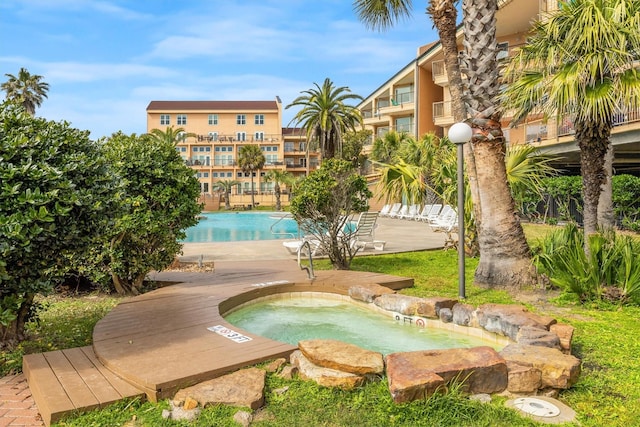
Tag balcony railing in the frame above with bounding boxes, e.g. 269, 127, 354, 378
433, 101, 452, 120
188, 134, 282, 143
432, 60, 446, 81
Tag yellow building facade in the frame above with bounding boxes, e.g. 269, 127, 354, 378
146, 98, 318, 208
358, 0, 640, 174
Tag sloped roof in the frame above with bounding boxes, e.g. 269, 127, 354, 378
146, 100, 279, 111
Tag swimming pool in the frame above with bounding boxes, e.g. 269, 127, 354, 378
182, 212, 300, 243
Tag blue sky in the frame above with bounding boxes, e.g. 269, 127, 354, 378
1, 0, 442, 139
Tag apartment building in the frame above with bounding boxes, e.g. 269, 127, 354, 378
146, 98, 319, 206
357, 0, 640, 175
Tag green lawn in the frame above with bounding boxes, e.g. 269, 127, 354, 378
2, 224, 639, 426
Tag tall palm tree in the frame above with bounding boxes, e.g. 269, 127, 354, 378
286, 78, 363, 159
264, 169, 294, 211
212, 179, 240, 210
355, 0, 536, 287
238, 145, 266, 207
1, 67, 49, 115
502, 0, 640, 245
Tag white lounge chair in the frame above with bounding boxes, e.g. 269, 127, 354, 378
379, 204, 392, 216
350, 211, 385, 251
282, 237, 323, 256
426, 205, 452, 224
389, 204, 408, 219
382, 203, 401, 217
429, 208, 458, 232
399, 204, 420, 220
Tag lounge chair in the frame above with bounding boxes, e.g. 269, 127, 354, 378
389, 204, 409, 219
282, 237, 323, 256
381, 203, 401, 217
350, 211, 385, 251
417, 204, 442, 222
378, 204, 392, 217
429, 207, 458, 232
399, 204, 420, 220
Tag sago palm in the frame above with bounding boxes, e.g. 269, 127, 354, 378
502, 0, 640, 243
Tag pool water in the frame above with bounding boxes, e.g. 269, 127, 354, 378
224, 296, 500, 355
183, 212, 299, 243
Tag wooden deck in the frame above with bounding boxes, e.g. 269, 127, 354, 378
24, 260, 413, 425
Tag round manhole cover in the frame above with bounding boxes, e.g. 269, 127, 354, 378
513, 397, 561, 418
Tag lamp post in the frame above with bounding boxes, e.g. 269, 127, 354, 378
447, 122, 473, 299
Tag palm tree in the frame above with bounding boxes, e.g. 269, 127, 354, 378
146, 127, 195, 145
212, 179, 240, 210
238, 145, 266, 207
264, 169, 294, 211
370, 130, 413, 164
286, 78, 363, 159
1, 67, 49, 115
502, 0, 640, 245
355, 0, 536, 287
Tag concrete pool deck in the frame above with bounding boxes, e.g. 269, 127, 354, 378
178, 215, 448, 262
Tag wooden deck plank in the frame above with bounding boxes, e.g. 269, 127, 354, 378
42, 350, 101, 411
23, 353, 75, 427
62, 347, 122, 405
79, 347, 145, 401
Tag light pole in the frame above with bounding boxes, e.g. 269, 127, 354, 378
447, 122, 472, 299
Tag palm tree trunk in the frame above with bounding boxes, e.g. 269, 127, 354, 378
597, 144, 615, 229
429, 0, 481, 249
575, 120, 612, 240
462, 0, 535, 287
471, 118, 536, 286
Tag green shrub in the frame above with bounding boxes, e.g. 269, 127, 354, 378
533, 224, 640, 304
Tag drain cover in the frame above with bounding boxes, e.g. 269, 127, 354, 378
513, 397, 561, 418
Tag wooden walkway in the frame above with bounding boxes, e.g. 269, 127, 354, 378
23, 260, 413, 425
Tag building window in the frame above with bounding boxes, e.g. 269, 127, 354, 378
236, 132, 246, 141
255, 114, 264, 125
177, 114, 187, 125
236, 114, 246, 125
208, 114, 218, 125
237, 172, 243, 178
497, 42, 509, 60
160, 114, 170, 125
255, 132, 264, 141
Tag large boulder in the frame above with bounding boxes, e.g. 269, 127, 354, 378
172, 367, 265, 410
516, 326, 561, 349
298, 339, 384, 375
386, 346, 508, 403
500, 344, 581, 389
348, 283, 395, 303
476, 304, 556, 341
290, 350, 366, 389
550, 323, 575, 354
452, 303, 476, 327
373, 294, 456, 318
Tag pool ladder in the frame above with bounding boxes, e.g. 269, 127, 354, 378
298, 240, 315, 280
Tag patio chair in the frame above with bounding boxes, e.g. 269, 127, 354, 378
381, 203, 401, 217
379, 204, 392, 216
350, 211, 385, 251
389, 204, 409, 219
429, 207, 458, 232
282, 237, 323, 256
417, 204, 442, 222
399, 204, 420, 220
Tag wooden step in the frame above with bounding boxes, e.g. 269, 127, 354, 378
23, 346, 145, 426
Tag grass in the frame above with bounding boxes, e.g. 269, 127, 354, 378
2, 223, 639, 426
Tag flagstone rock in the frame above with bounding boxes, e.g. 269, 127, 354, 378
476, 304, 557, 341
348, 283, 395, 303
439, 307, 453, 323
373, 294, 425, 315
173, 367, 265, 410
420, 297, 458, 318
290, 350, 366, 389
385, 346, 508, 403
298, 339, 384, 375
516, 326, 561, 349
550, 323, 575, 354
500, 344, 581, 389
452, 303, 475, 326
505, 361, 542, 393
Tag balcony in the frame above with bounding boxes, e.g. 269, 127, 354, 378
432, 60, 447, 86
190, 133, 282, 143
433, 101, 455, 127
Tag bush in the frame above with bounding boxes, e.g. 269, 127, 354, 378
533, 224, 640, 304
